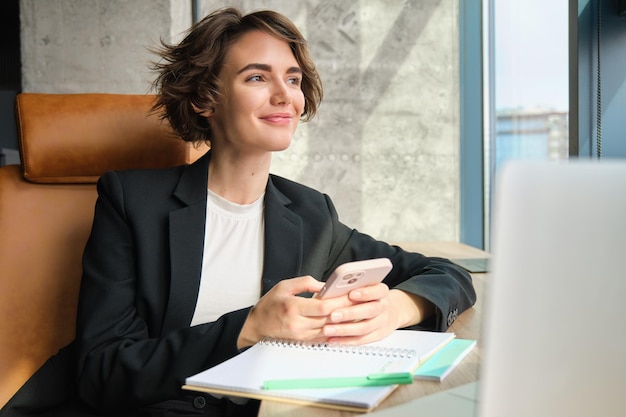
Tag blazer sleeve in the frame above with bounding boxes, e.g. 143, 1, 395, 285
75, 172, 248, 411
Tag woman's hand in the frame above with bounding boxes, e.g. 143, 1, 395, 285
237, 276, 354, 349
321, 286, 436, 346
237, 276, 436, 349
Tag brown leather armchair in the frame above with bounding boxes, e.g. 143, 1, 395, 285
0, 93, 208, 408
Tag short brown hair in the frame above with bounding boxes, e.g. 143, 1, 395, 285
150, 7, 323, 144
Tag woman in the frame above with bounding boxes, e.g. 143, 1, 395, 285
75, 7, 476, 416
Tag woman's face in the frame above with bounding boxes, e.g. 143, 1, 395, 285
206, 30, 305, 155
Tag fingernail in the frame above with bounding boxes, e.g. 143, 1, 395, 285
351, 291, 362, 300
331, 311, 343, 322
324, 326, 336, 336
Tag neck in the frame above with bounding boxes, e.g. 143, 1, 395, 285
207, 149, 271, 205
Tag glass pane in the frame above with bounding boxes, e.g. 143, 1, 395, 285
492, 0, 569, 170
483, 0, 569, 249
487, 0, 569, 243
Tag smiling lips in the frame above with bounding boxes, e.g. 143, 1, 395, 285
261, 113, 293, 125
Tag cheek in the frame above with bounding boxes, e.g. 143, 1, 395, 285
295, 91, 306, 116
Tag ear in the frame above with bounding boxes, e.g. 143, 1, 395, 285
192, 103, 213, 118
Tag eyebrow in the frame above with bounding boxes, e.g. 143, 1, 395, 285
237, 63, 302, 75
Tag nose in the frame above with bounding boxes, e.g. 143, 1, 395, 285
270, 81, 292, 106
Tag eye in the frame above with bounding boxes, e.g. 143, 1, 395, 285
246, 74, 264, 82
287, 76, 302, 86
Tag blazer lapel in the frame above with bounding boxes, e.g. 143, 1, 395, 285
161, 162, 305, 334
261, 177, 304, 294
161, 153, 210, 334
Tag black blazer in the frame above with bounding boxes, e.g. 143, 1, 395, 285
73, 151, 476, 411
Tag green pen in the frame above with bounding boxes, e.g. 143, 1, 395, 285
262, 372, 414, 390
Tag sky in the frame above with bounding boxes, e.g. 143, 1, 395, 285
494, 0, 569, 111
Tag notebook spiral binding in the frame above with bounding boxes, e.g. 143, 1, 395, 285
259, 337, 417, 358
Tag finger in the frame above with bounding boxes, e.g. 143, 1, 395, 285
349, 282, 389, 302
272, 313, 333, 342
323, 316, 379, 339
329, 298, 387, 323
299, 292, 360, 318
283, 321, 328, 340
277, 275, 325, 296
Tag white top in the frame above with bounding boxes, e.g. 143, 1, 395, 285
190, 188, 264, 326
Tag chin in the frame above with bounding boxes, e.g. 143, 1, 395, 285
271, 137, 293, 152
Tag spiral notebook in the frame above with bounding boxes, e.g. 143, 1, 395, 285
183, 330, 455, 412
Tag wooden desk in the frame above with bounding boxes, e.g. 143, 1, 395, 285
258, 241, 488, 417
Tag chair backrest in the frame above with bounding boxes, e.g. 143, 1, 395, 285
0, 93, 208, 408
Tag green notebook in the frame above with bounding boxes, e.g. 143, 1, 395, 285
414, 339, 476, 381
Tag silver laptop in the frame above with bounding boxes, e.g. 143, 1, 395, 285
369, 159, 626, 417
480, 159, 626, 417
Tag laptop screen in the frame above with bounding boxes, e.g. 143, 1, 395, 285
479, 160, 626, 417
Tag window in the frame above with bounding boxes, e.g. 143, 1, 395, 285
483, 0, 569, 248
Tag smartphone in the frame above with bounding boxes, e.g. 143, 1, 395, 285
316, 258, 393, 299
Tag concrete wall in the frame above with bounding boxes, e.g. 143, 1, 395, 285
20, 0, 191, 93
20, 0, 460, 243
